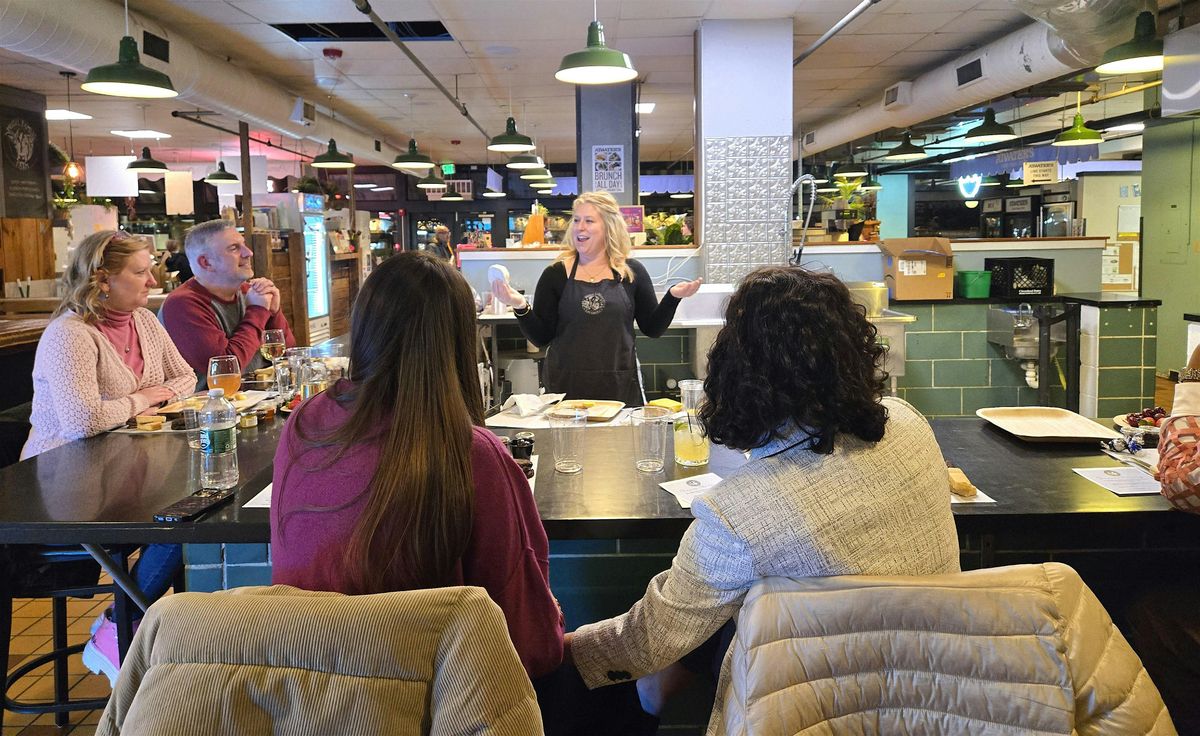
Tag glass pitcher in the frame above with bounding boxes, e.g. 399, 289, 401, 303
674, 379, 710, 466
297, 355, 330, 400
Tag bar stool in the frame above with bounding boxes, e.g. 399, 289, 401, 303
1, 545, 134, 729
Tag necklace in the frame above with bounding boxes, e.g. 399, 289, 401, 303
576, 259, 612, 283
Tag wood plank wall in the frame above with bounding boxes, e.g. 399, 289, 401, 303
0, 218, 53, 283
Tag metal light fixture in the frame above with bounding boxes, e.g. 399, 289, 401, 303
81, 0, 177, 98
127, 146, 167, 173
859, 173, 882, 191
980, 176, 1002, 187
417, 171, 446, 189
441, 189, 464, 201
204, 161, 239, 186
835, 162, 868, 178
59, 72, 83, 183
670, 192, 693, 199
884, 133, 926, 161
1005, 177, 1026, 188
311, 138, 355, 168
965, 108, 1017, 143
482, 188, 506, 198
1096, 11, 1163, 75
488, 117, 536, 153
506, 152, 544, 170
1052, 94, 1101, 147
555, 0, 637, 85
520, 167, 553, 181
392, 139, 434, 172
530, 175, 556, 190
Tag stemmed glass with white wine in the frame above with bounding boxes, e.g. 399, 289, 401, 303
260, 328, 286, 396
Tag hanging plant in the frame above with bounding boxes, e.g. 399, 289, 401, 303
294, 176, 324, 194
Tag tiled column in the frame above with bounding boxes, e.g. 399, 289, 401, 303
695, 20, 793, 284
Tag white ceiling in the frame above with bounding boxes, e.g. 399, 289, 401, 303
0, 0, 1165, 170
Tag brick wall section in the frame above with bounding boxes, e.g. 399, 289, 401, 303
895, 303, 1155, 417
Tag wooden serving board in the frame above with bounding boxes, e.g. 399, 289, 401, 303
550, 400, 625, 422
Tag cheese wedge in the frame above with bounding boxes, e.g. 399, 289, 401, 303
135, 416, 164, 431
947, 467, 977, 497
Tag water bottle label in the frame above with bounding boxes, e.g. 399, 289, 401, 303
200, 426, 237, 455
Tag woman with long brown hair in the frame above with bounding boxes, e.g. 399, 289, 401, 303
270, 251, 563, 678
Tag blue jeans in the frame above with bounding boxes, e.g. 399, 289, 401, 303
130, 543, 182, 619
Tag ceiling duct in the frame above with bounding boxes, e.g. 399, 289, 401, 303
0, 0, 401, 166
800, 0, 1150, 156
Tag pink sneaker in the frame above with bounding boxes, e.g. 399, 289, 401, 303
82, 613, 123, 687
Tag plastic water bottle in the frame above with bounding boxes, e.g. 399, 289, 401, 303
199, 388, 239, 489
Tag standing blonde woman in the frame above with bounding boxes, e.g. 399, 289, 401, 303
23, 230, 195, 685
492, 191, 702, 404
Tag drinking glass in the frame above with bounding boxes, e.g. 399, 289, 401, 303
631, 406, 672, 473
674, 379, 710, 466
207, 355, 241, 398
260, 329, 286, 395
313, 341, 348, 381
549, 408, 587, 474
281, 347, 310, 399
181, 407, 201, 450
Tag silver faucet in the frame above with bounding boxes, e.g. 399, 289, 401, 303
789, 173, 817, 266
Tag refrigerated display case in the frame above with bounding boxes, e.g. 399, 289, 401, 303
1040, 201, 1076, 238
300, 194, 331, 343
1004, 196, 1038, 238
980, 199, 1004, 238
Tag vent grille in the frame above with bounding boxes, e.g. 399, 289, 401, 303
271, 21, 451, 43
956, 58, 983, 87
142, 31, 169, 63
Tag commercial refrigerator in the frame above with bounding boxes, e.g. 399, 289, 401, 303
1040, 201, 1076, 238
1004, 196, 1038, 238
980, 199, 1004, 238
299, 194, 331, 343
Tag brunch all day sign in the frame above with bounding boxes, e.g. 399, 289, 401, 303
592, 145, 625, 193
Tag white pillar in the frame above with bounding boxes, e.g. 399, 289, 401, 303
696, 20, 793, 285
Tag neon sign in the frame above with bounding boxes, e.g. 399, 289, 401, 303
957, 174, 983, 199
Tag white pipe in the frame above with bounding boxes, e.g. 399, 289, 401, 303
800, 22, 1079, 156
0, 0, 401, 165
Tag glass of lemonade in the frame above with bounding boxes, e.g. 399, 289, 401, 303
260, 329, 286, 394
674, 379, 710, 466
207, 355, 241, 398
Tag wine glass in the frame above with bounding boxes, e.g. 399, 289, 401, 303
260, 329, 286, 395
207, 355, 241, 398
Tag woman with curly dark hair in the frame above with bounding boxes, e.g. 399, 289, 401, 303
563, 266, 960, 727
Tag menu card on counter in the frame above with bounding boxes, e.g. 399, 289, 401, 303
1072, 466, 1161, 496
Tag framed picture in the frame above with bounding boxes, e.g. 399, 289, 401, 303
619, 205, 644, 233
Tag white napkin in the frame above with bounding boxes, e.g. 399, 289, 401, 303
501, 393, 565, 417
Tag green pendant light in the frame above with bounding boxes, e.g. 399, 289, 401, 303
82, 2, 177, 99
555, 0, 637, 85
127, 146, 167, 173
392, 138, 434, 172
965, 108, 1016, 143
1052, 113, 1102, 146
441, 189, 464, 201
884, 133, 926, 161
1005, 177, 1026, 188
311, 138, 355, 168
980, 175, 1002, 187
530, 175, 556, 190
520, 167, 553, 181
417, 170, 446, 190
806, 167, 829, 184
859, 169, 882, 191
482, 188, 506, 198
204, 161, 239, 186
835, 162, 868, 178
488, 117, 536, 153
1096, 11, 1163, 75
506, 153, 544, 170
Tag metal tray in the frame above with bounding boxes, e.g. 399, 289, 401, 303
975, 407, 1120, 443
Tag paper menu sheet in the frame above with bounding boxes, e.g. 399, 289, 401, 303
1072, 466, 1162, 496
659, 473, 722, 509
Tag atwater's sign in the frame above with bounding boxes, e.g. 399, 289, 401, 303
1023, 161, 1059, 185
950, 144, 1096, 180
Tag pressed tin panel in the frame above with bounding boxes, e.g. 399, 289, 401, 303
702, 136, 791, 285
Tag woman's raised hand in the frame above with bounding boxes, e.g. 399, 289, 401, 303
669, 278, 704, 299
490, 278, 527, 308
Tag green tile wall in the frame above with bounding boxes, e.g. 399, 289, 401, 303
897, 303, 1157, 417
1096, 306, 1157, 412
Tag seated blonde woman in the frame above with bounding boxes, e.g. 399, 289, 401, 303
23, 230, 195, 458
22, 229, 195, 686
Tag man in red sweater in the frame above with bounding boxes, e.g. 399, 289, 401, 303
160, 220, 295, 389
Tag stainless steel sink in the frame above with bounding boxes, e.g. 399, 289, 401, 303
986, 305, 1066, 361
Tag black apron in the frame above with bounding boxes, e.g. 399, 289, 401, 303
544, 260, 645, 406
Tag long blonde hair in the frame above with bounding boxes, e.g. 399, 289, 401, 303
55, 231, 152, 324
556, 190, 634, 282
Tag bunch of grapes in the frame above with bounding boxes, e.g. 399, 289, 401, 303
1125, 406, 1167, 428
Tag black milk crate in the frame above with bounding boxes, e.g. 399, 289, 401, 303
984, 257, 1054, 298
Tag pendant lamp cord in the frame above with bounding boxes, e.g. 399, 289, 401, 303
123, 0, 130, 37
65, 76, 75, 161
593, 0, 598, 22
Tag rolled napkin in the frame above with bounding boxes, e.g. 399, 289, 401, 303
501, 393, 565, 417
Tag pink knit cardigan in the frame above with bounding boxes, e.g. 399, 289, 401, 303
22, 309, 196, 459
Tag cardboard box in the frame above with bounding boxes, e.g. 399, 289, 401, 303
880, 237, 954, 300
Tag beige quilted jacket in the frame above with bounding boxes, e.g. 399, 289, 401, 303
97, 585, 543, 736
716, 563, 1175, 736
